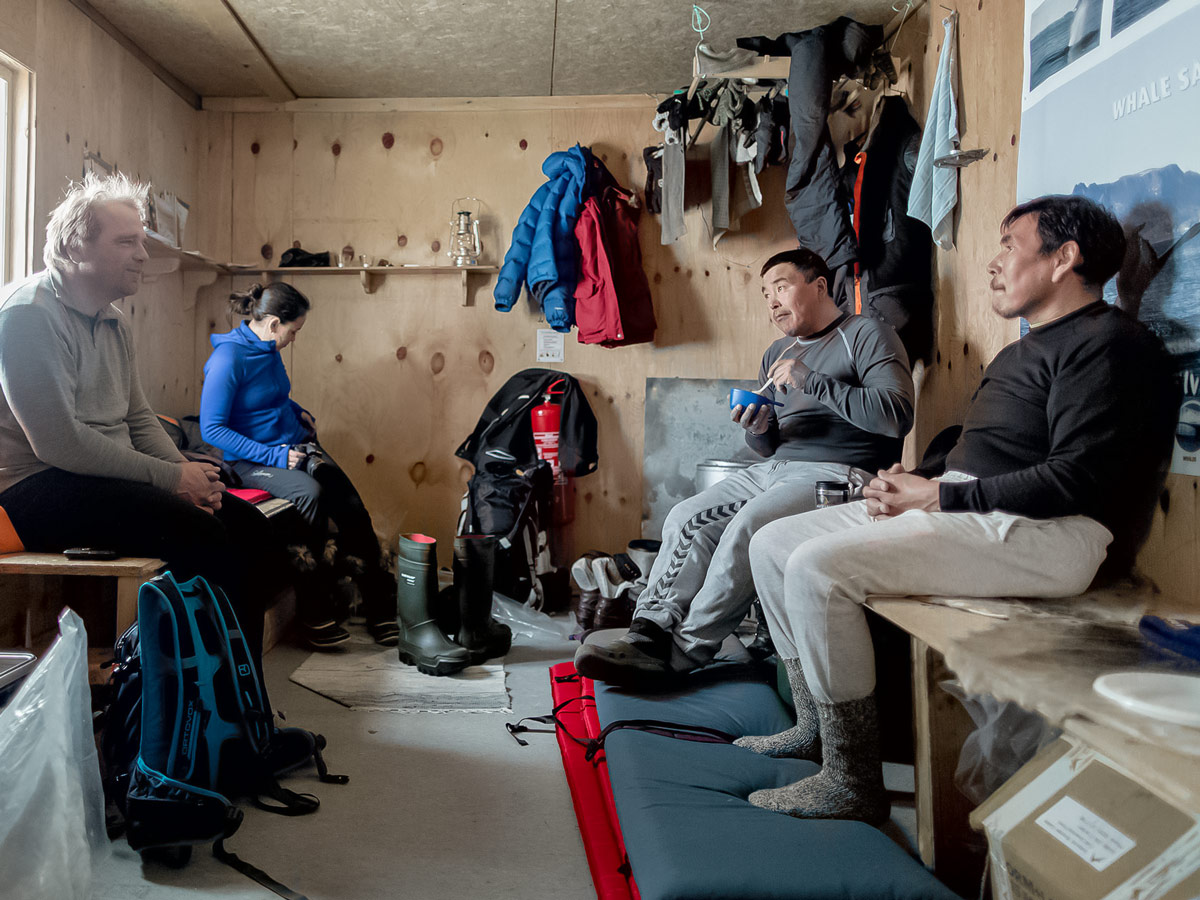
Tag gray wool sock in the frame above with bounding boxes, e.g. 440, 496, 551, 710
733, 658, 821, 761
747, 693, 889, 825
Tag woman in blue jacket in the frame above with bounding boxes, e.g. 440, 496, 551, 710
200, 282, 398, 649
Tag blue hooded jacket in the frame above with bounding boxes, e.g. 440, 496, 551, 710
200, 322, 311, 468
493, 145, 592, 332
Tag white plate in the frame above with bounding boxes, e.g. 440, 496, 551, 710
1093, 672, 1200, 727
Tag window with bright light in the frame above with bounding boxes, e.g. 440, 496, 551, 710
0, 51, 33, 285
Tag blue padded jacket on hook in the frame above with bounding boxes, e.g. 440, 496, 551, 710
494, 144, 593, 332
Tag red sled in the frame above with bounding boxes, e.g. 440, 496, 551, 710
548, 661, 640, 900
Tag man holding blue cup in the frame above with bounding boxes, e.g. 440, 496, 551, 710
575, 247, 913, 686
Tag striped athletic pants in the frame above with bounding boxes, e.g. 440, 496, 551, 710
635, 459, 870, 669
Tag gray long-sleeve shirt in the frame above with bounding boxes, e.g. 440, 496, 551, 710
0, 270, 183, 495
746, 313, 913, 470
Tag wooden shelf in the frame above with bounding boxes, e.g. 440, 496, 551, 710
687, 55, 790, 99
143, 231, 225, 273
140, 231, 498, 303
697, 55, 790, 81
227, 264, 500, 301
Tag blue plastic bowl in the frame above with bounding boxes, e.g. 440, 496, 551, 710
730, 387, 782, 410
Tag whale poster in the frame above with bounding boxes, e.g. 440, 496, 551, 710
1019, 0, 1200, 474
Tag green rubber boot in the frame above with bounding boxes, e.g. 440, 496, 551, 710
395, 534, 470, 676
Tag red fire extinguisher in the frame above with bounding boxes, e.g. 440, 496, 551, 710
530, 378, 566, 477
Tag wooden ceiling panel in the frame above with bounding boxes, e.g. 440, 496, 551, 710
230, 0, 558, 98
80, 0, 268, 97
83, 0, 910, 99
552, 0, 902, 96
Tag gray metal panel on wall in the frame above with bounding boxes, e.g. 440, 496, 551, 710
642, 377, 762, 540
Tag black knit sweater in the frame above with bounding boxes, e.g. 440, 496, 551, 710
940, 301, 1179, 578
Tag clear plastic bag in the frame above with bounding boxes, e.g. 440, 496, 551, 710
0, 610, 110, 900
942, 679, 1060, 806
491, 592, 574, 640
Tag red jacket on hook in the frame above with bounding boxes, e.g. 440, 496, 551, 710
573, 185, 657, 348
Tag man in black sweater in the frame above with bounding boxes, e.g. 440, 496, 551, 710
735, 195, 1179, 825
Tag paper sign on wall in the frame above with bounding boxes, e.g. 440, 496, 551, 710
537, 329, 564, 362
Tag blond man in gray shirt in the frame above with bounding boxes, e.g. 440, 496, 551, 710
0, 174, 265, 653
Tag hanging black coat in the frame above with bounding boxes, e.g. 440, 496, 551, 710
455, 368, 599, 478
738, 17, 884, 273
839, 96, 934, 363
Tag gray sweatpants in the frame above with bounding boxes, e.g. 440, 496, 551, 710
748, 490, 1113, 704
636, 459, 871, 668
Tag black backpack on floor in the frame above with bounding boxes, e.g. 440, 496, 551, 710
460, 459, 569, 611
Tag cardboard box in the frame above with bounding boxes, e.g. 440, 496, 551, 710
971, 738, 1200, 900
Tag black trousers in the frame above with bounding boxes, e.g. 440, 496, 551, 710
0, 468, 269, 660
230, 449, 393, 616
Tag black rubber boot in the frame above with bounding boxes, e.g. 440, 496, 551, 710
395, 534, 471, 676
453, 535, 513, 664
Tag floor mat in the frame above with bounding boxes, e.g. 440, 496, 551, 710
289, 630, 510, 712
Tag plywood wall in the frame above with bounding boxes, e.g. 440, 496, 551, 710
197, 101, 798, 561
1, 0, 205, 416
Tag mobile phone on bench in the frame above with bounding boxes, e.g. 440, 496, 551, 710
63, 547, 119, 561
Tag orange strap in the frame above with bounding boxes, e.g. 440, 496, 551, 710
851, 151, 867, 315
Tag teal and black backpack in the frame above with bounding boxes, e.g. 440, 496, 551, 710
102, 571, 345, 895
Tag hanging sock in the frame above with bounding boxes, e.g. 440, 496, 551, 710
732, 123, 763, 216
710, 124, 732, 247
660, 142, 688, 244
643, 147, 664, 215
907, 12, 960, 250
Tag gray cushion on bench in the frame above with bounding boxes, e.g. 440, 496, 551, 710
593, 666, 962, 900
594, 661, 795, 737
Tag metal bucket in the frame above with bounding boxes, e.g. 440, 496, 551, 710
695, 459, 753, 493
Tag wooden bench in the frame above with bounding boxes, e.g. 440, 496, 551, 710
0, 498, 306, 664
0, 552, 165, 642
865, 590, 1200, 895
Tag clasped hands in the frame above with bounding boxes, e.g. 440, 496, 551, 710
177, 460, 225, 514
861, 463, 941, 520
